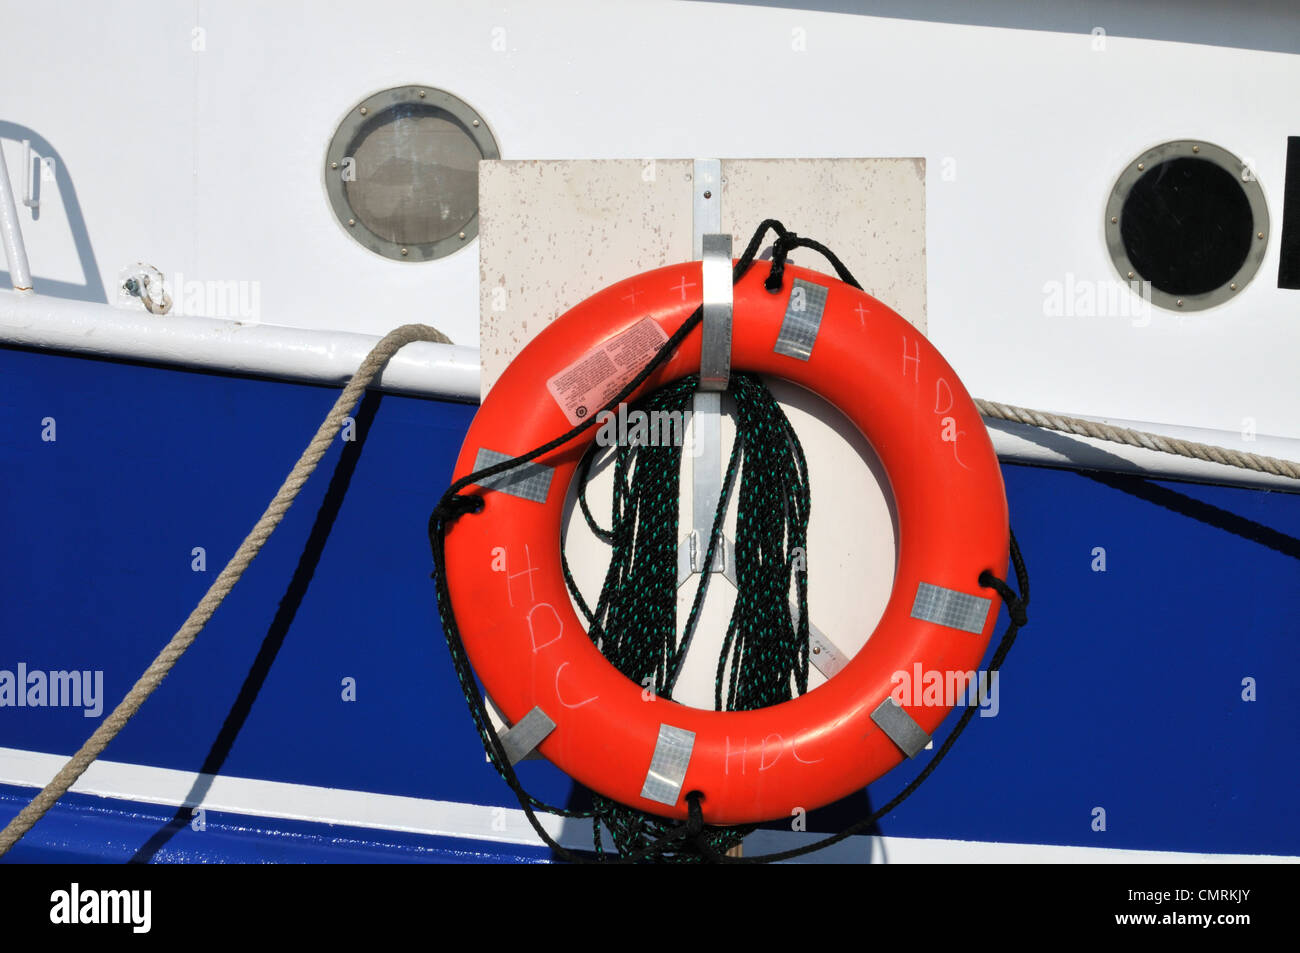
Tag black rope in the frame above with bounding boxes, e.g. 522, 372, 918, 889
427, 220, 1031, 863
764, 229, 864, 294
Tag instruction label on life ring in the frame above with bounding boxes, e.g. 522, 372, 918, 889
545, 317, 669, 425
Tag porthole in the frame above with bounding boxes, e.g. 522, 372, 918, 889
325, 86, 499, 262
1105, 140, 1268, 311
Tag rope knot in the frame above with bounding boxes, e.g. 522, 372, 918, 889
764, 232, 798, 293
979, 569, 1028, 628
432, 492, 485, 524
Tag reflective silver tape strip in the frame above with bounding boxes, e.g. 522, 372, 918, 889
910, 582, 993, 634
699, 233, 733, 391
499, 706, 556, 766
774, 278, 828, 361
472, 448, 553, 503
640, 724, 696, 806
871, 697, 931, 759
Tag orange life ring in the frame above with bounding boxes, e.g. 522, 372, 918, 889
444, 259, 1008, 825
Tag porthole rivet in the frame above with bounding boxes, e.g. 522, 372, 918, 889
472, 119, 480, 127
1137, 163, 1145, 171
1110, 216, 1118, 224
459, 231, 467, 240
1258, 231, 1265, 239
418, 90, 426, 98
1176, 299, 1184, 307
400, 247, 409, 256
330, 161, 338, 169
1127, 271, 1135, 279
347, 218, 355, 227
1192, 145, 1200, 153
359, 106, 368, 116
1230, 282, 1237, 290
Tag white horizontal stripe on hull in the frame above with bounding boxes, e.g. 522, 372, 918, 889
1, 747, 1293, 863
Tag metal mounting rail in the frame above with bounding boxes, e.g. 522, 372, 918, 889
676, 160, 847, 679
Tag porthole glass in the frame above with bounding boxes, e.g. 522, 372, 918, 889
325, 87, 499, 262
1105, 141, 1268, 311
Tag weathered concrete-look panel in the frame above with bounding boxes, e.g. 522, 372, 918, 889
478, 158, 926, 397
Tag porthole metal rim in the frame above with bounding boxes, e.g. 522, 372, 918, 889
324, 85, 500, 263
1104, 139, 1269, 312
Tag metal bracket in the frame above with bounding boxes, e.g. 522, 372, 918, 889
674, 160, 846, 682
681, 158, 729, 577
21, 140, 38, 211
686, 228, 733, 574
691, 159, 721, 259
670, 161, 842, 676
699, 233, 732, 391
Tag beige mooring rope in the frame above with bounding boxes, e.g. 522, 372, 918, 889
975, 399, 1300, 482
0, 323, 449, 857
1, 327, 1294, 857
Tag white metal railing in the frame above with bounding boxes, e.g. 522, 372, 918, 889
1, 289, 1298, 491
0, 140, 33, 293
0, 291, 478, 401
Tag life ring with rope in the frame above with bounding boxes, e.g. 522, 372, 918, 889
438, 253, 1009, 826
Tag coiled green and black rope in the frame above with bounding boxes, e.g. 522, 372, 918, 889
559, 371, 813, 857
